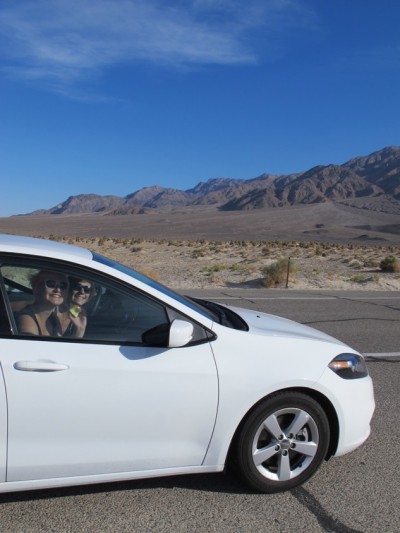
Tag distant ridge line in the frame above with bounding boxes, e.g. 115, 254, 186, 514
24, 146, 400, 216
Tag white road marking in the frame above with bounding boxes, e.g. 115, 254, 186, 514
204, 296, 400, 301
364, 353, 400, 358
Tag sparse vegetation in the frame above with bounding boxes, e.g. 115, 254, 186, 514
260, 258, 295, 288
201, 265, 225, 276
14, 234, 400, 290
348, 274, 370, 283
380, 255, 399, 272
349, 260, 363, 270
191, 249, 207, 258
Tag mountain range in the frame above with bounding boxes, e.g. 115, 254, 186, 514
29, 146, 400, 216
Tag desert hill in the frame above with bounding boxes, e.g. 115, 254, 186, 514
25, 146, 400, 216
3, 146, 399, 246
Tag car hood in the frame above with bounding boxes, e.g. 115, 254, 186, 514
226, 306, 348, 347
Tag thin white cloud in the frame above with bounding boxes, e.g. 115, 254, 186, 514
0, 0, 315, 94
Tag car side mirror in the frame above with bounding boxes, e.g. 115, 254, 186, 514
168, 319, 194, 348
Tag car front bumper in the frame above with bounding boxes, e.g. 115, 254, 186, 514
315, 367, 375, 457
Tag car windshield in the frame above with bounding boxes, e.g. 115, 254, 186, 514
92, 252, 217, 321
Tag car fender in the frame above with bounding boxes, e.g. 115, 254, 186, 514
203, 325, 350, 467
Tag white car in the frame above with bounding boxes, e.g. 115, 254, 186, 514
0, 234, 374, 494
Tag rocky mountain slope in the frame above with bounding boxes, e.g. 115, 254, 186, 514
28, 146, 400, 216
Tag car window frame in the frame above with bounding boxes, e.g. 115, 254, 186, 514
0, 273, 13, 336
0, 253, 213, 347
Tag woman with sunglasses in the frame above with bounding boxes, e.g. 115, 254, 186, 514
17, 271, 69, 336
56, 277, 94, 338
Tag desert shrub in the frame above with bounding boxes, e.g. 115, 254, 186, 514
380, 255, 400, 272
229, 263, 254, 275
348, 274, 370, 283
201, 265, 225, 276
192, 249, 207, 258
363, 258, 379, 268
209, 245, 222, 253
349, 259, 363, 270
261, 246, 270, 256
260, 258, 294, 288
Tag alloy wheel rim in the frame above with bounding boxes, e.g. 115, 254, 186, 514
251, 407, 319, 481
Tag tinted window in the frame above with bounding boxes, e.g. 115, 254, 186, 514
93, 252, 217, 321
0, 260, 169, 344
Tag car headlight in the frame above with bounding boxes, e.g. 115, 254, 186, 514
328, 353, 368, 379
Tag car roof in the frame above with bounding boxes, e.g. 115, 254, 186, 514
0, 234, 93, 262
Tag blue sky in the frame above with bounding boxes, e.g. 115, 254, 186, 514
1, 0, 399, 216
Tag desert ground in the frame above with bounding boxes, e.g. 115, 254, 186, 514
0, 203, 399, 290
3, 233, 399, 291
2, 202, 400, 243
72, 236, 400, 290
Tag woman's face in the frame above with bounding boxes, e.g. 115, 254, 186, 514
70, 280, 92, 306
36, 273, 68, 307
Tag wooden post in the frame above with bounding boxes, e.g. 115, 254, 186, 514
286, 257, 291, 289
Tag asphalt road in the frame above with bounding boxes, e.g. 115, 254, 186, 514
0, 290, 399, 533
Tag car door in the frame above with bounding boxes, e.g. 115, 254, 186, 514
0, 366, 7, 483
0, 292, 12, 483
2, 338, 218, 482
0, 260, 218, 483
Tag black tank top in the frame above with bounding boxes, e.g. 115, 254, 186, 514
17, 306, 59, 336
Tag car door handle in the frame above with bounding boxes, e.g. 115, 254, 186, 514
14, 361, 70, 372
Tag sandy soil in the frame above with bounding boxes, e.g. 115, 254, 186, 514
1, 207, 399, 290
2, 202, 400, 244
60, 236, 400, 291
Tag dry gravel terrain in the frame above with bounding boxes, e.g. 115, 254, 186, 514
1, 205, 399, 290
55, 236, 400, 291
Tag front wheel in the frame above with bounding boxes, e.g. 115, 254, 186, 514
233, 391, 330, 493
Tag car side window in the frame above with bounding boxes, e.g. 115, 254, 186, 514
84, 283, 169, 343
0, 261, 170, 345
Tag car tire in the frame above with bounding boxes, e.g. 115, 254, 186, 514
234, 391, 330, 493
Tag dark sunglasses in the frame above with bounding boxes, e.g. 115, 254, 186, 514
71, 283, 92, 294
45, 279, 68, 290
